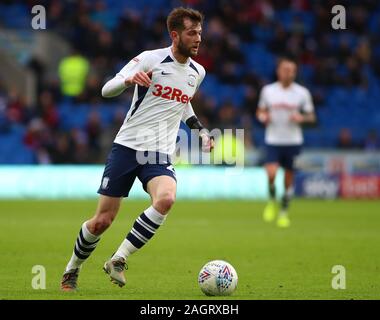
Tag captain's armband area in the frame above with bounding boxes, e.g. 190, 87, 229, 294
185, 116, 204, 130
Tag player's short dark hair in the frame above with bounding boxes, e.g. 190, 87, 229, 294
277, 56, 298, 67
167, 7, 204, 33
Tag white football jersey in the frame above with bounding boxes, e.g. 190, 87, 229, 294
258, 81, 314, 145
104, 46, 205, 154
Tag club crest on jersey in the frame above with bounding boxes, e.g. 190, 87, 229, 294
187, 74, 196, 87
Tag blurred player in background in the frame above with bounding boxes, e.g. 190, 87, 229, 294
256, 57, 316, 228
60, 7, 213, 291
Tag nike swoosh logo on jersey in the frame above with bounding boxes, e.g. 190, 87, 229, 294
161, 71, 172, 75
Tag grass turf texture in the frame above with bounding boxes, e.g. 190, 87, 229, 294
0, 199, 379, 300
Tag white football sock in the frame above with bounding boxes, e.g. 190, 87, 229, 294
112, 206, 167, 261
65, 221, 100, 272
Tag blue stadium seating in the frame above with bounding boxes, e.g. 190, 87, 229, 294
1, 2, 380, 163
0, 3, 30, 29
0, 124, 35, 164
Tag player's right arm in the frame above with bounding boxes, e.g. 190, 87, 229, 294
101, 51, 153, 98
289, 88, 316, 124
256, 86, 271, 125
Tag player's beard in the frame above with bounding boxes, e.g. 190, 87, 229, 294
178, 37, 196, 58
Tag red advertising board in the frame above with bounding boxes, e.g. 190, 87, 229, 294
340, 175, 380, 198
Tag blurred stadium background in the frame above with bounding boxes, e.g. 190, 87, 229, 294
0, 0, 380, 199
1, 0, 380, 300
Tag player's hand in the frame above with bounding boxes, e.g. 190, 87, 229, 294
289, 112, 304, 124
126, 71, 152, 87
200, 130, 214, 153
257, 112, 271, 125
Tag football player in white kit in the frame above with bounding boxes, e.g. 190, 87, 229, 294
257, 57, 316, 228
61, 7, 214, 291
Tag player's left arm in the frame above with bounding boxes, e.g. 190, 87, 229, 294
182, 102, 214, 152
290, 89, 316, 124
292, 111, 316, 123
181, 66, 214, 152
300, 112, 316, 123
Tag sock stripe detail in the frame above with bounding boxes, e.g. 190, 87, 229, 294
78, 236, 98, 249
72, 228, 100, 260
134, 221, 155, 239
137, 217, 156, 234
74, 246, 90, 259
130, 228, 148, 243
123, 211, 163, 253
79, 229, 100, 246
76, 239, 97, 253
126, 233, 144, 249
75, 242, 92, 256
140, 213, 160, 229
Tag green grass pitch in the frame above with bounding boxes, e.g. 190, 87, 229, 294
0, 199, 379, 300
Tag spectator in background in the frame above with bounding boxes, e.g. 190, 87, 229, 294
336, 38, 351, 64
6, 89, 31, 125
364, 130, 380, 151
2, 0, 380, 166
70, 128, 92, 163
79, 74, 103, 104
58, 48, 89, 98
269, 25, 288, 55
92, 29, 115, 60
350, 4, 369, 35
86, 111, 102, 156
345, 56, 367, 88
241, 86, 259, 117
215, 100, 239, 130
49, 133, 73, 164
0, 84, 10, 133
90, 0, 118, 31
23, 118, 52, 163
193, 45, 214, 72
39, 91, 59, 130
99, 107, 125, 160
355, 39, 371, 65
219, 62, 240, 84
337, 128, 356, 149
190, 93, 218, 129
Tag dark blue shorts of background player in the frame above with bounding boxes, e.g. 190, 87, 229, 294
265, 144, 302, 171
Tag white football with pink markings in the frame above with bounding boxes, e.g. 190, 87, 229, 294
198, 260, 238, 296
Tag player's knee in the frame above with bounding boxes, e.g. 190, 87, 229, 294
154, 193, 176, 214
268, 175, 276, 184
266, 171, 276, 181
267, 170, 277, 183
92, 215, 114, 234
